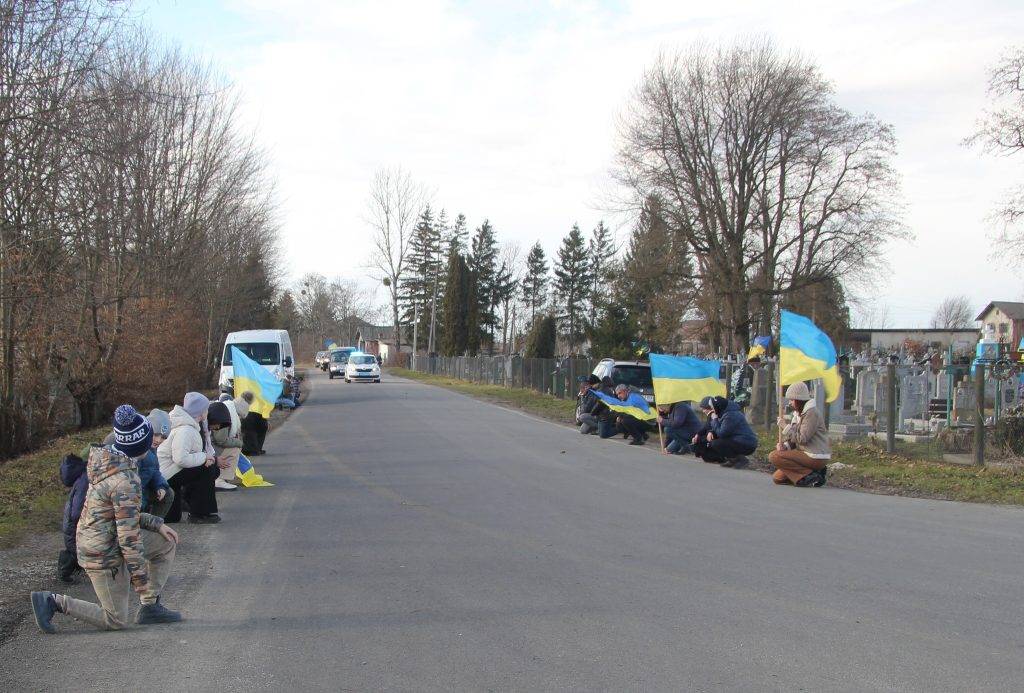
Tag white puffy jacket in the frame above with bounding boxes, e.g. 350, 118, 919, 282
157, 405, 208, 480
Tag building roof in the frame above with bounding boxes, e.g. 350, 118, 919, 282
848, 328, 978, 335
976, 301, 1024, 321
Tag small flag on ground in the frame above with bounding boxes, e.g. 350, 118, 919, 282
591, 389, 657, 422
231, 346, 284, 418
780, 309, 842, 402
236, 454, 273, 488
649, 353, 726, 405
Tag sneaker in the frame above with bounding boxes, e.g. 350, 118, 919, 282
730, 456, 750, 469
136, 598, 182, 625
795, 472, 819, 487
187, 513, 222, 524
628, 438, 644, 446
214, 479, 237, 491
30, 591, 59, 634
719, 458, 735, 467
813, 468, 828, 487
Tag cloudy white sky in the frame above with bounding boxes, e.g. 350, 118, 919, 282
138, 0, 1023, 327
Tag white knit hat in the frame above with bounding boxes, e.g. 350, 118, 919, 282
784, 382, 811, 401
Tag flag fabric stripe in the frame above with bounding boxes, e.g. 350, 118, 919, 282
236, 453, 273, 487
649, 354, 726, 404
591, 389, 657, 421
779, 309, 842, 402
231, 346, 284, 418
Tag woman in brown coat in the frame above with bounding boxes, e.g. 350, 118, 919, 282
769, 382, 830, 487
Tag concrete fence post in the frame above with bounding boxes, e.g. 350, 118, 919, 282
886, 362, 896, 454
975, 364, 985, 466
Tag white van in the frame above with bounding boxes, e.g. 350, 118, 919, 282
219, 329, 294, 394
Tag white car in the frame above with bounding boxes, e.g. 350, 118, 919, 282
344, 353, 381, 383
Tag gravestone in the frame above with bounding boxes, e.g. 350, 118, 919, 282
855, 369, 880, 414
898, 371, 931, 428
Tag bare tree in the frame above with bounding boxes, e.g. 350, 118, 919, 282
967, 46, 1024, 262
365, 167, 427, 350
930, 295, 975, 329
615, 39, 903, 349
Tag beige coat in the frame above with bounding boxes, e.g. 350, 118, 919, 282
782, 400, 831, 459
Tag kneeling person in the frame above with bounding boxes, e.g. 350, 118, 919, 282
31, 406, 181, 633
769, 382, 829, 487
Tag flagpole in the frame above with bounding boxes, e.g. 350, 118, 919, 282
777, 304, 785, 445
657, 416, 665, 453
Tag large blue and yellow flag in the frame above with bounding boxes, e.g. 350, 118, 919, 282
780, 309, 842, 402
231, 346, 284, 418
236, 453, 273, 488
649, 353, 726, 405
591, 389, 657, 422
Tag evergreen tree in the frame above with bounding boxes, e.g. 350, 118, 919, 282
521, 242, 549, 326
447, 213, 468, 257
400, 205, 441, 345
439, 250, 480, 356
493, 259, 516, 354
587, 221, 616, 328
429, 209, 449, 352
588, 302, 634, 360
274, 289, 300, 334
617, 195, 695, 351
553, 224, 590, 354
468, 219, 499, 353
523, 314, 557, 358
234, 249, 277, 329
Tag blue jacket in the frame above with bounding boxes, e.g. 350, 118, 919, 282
666, 402, 702, 439
137, 449, 171, 512
710, 397, 758, 449
60, 454, 89, 553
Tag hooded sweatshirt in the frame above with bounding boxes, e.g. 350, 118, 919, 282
60, 454, 89, 553
157, 405, 208, 480
75, 445, 163, 592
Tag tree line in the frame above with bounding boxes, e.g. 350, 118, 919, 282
0, 1, 280, 457
369, 39, 907, 360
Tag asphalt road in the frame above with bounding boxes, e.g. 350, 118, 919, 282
2, 370, 1024, 692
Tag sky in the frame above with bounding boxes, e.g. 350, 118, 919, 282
135, 0, 1024, 327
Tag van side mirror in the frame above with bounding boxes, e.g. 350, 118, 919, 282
283, 356, 293, 368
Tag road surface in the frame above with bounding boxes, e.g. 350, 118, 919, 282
2, 370, 1023, 692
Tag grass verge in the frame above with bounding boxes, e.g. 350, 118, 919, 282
389, 368, 577, 423
0, 375, 311, 549
0, 425, 110, 548
393, 368, 1024, 507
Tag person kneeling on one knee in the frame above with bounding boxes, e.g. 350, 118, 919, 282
31, 405, 182, 634
769, 382, 830, 487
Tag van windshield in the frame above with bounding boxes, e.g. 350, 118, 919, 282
224, 343, 280, 366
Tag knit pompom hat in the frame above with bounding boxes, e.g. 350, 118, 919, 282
112, 405, 153, 459
183, 392, 211, 419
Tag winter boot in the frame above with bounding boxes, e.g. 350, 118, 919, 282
136, 597, 182, 625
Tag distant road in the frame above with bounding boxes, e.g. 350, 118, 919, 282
3, 370, 1023, 691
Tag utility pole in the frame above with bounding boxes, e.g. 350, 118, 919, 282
412, 302, 419, 371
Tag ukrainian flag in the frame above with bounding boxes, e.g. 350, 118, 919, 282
780, 309, 842, 402
236, 453, 273, 488
649, 353, 726, 405
591, 389, 657, 422
231, 346, 284, 418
